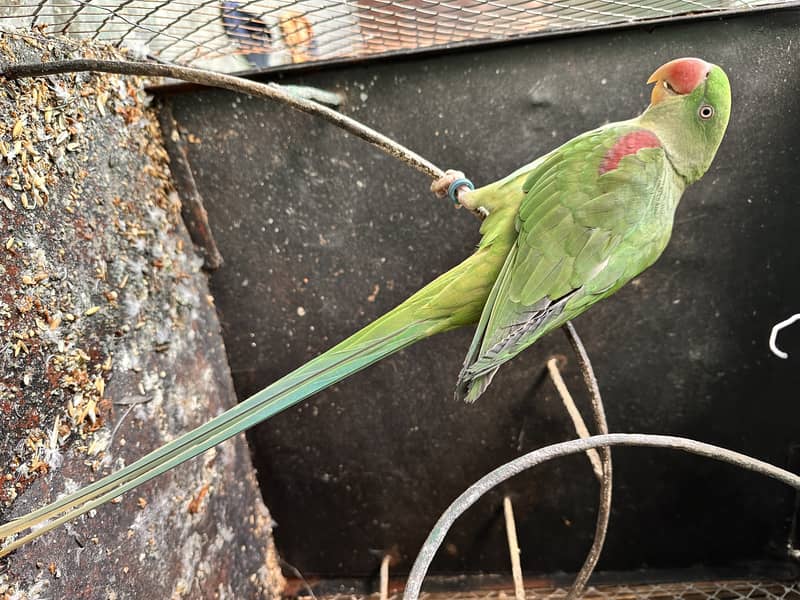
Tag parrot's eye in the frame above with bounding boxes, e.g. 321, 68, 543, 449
698, 105, 714, 120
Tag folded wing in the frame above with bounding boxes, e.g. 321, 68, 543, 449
457, 125, 671, 402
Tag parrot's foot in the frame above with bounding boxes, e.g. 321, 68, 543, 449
430, 169, 489, 219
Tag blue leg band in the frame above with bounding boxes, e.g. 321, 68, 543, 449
447, 177, 475, 205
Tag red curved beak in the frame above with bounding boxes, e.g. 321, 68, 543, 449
648, 57, 713, 105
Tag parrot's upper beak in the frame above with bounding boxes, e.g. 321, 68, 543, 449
648, 57, 714, 105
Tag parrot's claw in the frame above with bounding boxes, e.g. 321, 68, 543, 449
430, 169, 466, 200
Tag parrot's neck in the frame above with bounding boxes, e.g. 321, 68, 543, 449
636, 108, 708, 185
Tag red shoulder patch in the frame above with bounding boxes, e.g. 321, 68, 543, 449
599, 130, 661, 175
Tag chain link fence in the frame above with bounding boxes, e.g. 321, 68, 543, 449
0, 0, 795, 71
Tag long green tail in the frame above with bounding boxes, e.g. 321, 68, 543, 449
0, 303, 444, 557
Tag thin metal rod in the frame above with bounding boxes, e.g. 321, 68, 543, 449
564, 323, 608, 434
563, 321, 612, 600
402, 433, 800, 600
503, 496, 526, 600
3, 58, 445, 180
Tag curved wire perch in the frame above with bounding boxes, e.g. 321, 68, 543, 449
5, 58, 493, 221
2, 58, 444, 180
769, 313, 800, 359
402, 433, 800, 600
562, 322, 612, 600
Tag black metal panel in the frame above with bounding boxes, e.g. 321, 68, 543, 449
165, 10, 800, 578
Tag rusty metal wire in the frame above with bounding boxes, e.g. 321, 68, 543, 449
403, 433, 800, 599
0, 0, 796, 72
3, 56, 448, 181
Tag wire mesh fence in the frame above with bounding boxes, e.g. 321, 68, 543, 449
0, 0, 795, 72
312, 579, 800, 599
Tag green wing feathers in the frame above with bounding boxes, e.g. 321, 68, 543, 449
458, 124, 682, 403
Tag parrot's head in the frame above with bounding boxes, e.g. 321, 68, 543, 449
642, 57, 731, 184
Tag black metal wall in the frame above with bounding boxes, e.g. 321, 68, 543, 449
164, 9, 800, 580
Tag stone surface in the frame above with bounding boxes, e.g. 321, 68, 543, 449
0, 32, 283, 599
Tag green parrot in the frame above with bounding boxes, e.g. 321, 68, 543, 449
0, 57, 731, 556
